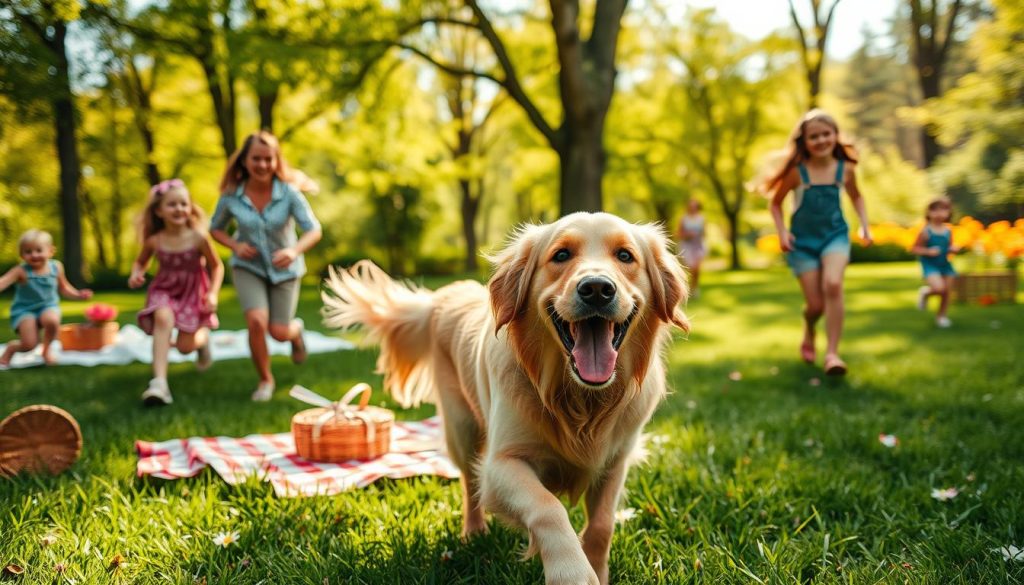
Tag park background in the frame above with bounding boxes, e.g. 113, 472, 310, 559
1, 0, 1021, 281
1, 0, 1023, 583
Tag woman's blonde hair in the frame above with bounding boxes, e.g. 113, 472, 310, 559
760, 109, 858, 196
218, 131, 318, 195
136, 179, 207, 241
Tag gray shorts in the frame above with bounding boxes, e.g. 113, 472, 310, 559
232, 267, 301, 325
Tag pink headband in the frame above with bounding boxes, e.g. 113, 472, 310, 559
149, 178, 186, 198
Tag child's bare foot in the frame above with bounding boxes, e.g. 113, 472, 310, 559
42, 353, 58, 365
0, 353, 11, 367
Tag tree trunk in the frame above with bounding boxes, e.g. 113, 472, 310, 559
80, 188, 108, 269
918, 71, 943, 167
201, 58, 236, 158
557, 124, 605, 214
459, 179, 479, 272
108, 91, 123, 269
725, 210, 741, 270
259, 90, 277, 132
51, 22, 85, 285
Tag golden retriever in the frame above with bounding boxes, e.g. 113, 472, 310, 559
322, 212, 689, 585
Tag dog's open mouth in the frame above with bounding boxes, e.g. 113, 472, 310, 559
548, 305, 635, 386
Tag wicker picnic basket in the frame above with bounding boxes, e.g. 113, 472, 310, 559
0, 405, 82, 478
290, 383, 394, 462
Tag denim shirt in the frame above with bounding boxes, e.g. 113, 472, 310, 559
210, 179, 321, 284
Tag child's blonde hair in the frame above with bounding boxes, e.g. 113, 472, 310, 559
136, 179, 207, 241
761, 109, 859, 196
18, 229, 54, 252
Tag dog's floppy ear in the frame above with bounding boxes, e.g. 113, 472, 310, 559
638, 224, 690, 332
487, 224, 546, 332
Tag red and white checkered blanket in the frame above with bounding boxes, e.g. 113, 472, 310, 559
135, 417, 460, 497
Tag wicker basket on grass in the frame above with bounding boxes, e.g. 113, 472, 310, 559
0, 405, 82, 478
290, 383, 393, 462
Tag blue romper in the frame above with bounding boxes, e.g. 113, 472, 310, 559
919, 225, 956, 277
787, 160, 850, 276
9, 260, 60, 330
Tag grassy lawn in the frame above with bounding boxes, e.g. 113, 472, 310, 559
1, 262, 1022, 583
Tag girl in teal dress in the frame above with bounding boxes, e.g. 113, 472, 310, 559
911, 198, 961, 328
0, 230, 93, 366
764, 110, 872, 376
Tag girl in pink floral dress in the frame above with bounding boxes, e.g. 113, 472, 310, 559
129, 179, 224, 406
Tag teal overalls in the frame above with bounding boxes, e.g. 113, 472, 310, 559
787, 160, 850, 276
919, 225, 956, 277
9, 260, 61, 330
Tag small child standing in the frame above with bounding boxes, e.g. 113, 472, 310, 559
912, 197, 960, 328
129, 179, 224, 405
0, 229, 93, 366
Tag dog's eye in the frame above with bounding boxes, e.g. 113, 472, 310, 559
552, 248, 571, 263
616, 249, 634, 263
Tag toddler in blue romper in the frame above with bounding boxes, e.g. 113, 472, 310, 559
9, 260, 61, 331
787, 160, 850, 275
919, 225, 956, 278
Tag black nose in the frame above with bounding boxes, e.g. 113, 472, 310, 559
577, 276, 616, 307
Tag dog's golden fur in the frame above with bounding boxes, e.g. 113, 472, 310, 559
322, 212, 688, 585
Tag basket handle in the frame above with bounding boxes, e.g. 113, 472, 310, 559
289, 383, 372, 411
338, 382, 372, 411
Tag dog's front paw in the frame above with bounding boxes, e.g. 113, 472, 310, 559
544, 558, 601, 585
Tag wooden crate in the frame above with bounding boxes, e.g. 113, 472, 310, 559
952, 272, 1018, 304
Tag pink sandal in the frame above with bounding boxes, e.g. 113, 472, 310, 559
800, 341, 816, 364
824, 355, 847, 376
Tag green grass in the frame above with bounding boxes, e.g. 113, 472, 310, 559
1, 263, 1022, 583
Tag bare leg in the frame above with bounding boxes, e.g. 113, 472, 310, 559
245, 309, 273, 384
937, 276, 954, 317
820, 253, 849, 362
174, 328, 208, 354
151, 307, 175, 380
796, 269, 825, 363
0, 319, 40, 366
38, 310, 61, 364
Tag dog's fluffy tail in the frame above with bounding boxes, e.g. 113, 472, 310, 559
321, 260, 436, 407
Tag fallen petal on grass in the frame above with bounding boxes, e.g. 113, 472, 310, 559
614, 508, 638, 523
995, 545, 1023, 562
728, 371, 742, 381
878, 434, 899, 448
931, 487, 959, 501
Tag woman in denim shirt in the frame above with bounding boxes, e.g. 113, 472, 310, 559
211, 131, 322, 401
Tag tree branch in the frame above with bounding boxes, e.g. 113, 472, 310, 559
465, 0, 556, 146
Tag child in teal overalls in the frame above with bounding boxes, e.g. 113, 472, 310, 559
912, 198, 960, 328
764, 110, 872, 376
0, 229, 93, 366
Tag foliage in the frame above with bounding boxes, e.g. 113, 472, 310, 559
1, 268, 1023, 582
926, 0, 1024, 219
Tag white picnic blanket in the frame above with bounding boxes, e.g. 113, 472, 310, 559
0, 324, 353, 370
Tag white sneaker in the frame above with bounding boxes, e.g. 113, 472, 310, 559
195, 343, 213, 372
251, 381, 274, 402
936, 316, 952, 328
141, 378, 173, 406
917, 286, 930, 310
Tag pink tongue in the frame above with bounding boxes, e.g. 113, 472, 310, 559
571, 319, 618, 384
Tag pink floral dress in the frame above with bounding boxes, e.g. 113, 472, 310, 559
137, 248, 219, 334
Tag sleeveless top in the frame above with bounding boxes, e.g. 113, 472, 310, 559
790, 160, 848, 255
11, 260, 60, 317
920, 225, 955, 273
681, 215, 705, 241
